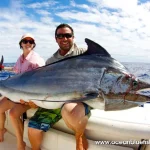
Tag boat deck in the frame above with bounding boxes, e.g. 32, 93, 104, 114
1, 131, 134, 150
0, 132, 30, 150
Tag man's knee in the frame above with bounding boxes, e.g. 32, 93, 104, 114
61, 103, 85, 124
62, 103, 85, 115
0, 98, 11, 113
62, 103, 88, 133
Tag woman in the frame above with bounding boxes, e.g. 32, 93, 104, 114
0, 33, 45, 150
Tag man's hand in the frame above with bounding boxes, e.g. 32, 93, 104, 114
20, 99, 27, 105
20, 99, 38, 108
28, 101, 38, 108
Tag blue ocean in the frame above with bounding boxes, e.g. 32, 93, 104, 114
123, 62, 150, 84
0, 63, 16, 80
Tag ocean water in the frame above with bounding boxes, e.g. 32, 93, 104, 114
123, 62, 150, 84
0, 63, 16, 80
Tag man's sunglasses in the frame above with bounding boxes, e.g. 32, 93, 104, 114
56, 33, 73, 39
22, 39, 34, 44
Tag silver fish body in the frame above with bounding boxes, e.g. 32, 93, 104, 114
0, 38, 150, 110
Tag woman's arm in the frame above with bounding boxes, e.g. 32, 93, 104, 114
3, 67, 14, 72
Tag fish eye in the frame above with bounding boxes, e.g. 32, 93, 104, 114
132, 81, 138, 88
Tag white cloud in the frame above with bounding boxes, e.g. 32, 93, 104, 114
88, 0, 138, 11
27, 0, 58, 9
35, 10, 51, 16
56, 11, 102, 23
0, 0, 150, 63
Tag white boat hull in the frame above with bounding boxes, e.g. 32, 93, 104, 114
1, 94, 150, 150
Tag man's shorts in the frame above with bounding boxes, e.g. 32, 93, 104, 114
28, 103, 91, 132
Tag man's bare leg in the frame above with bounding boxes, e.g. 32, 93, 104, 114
28, 127, 43, 150
61, 103, 88, 150
0, 128, 7, 142
9, 104, 30, 150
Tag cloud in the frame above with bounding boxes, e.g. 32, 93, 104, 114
27, 0, 58, 9
0, 0, 150, 63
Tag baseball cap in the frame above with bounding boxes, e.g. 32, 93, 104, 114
19, 33, 36, 48
20, 33, 35, 42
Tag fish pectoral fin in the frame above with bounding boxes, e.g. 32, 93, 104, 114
104, 98, 139, 111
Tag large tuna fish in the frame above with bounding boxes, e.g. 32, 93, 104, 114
0, 38, 150, 111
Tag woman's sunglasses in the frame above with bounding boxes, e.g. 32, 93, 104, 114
22, 39, 34, 44
56, 33, 73, 39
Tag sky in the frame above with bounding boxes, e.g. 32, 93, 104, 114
0, 0, 150, 63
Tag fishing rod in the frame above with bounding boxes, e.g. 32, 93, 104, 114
0, 55, 4, 71
0, 55, 12, 79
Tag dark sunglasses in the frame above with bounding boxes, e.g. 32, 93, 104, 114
56, 33, 73, 39
22, 39, 34, 44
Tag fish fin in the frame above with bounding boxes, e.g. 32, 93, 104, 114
0, 55, 4, 66
45, 38, 111, 66
84, 38, 111, 57
85, 97, 105, 110
0, 55, 4, 71
104, 98, 139, 111
99, 91, 139, 111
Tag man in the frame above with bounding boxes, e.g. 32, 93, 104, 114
28, 24, 91, 150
